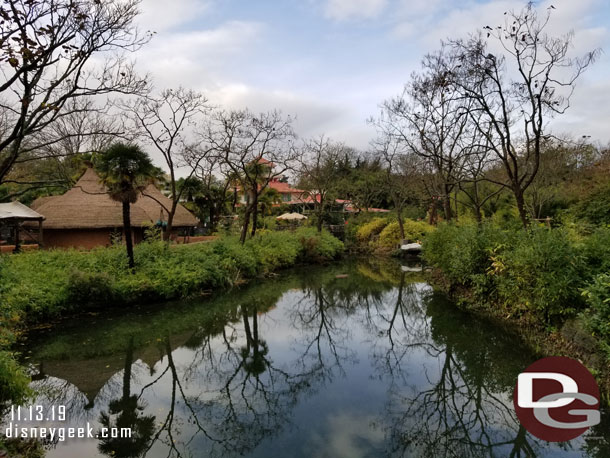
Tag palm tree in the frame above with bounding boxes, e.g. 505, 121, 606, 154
258, 188, 282, 229
96, 143, 156, 269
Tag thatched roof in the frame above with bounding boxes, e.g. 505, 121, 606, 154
30, 168, 198, 229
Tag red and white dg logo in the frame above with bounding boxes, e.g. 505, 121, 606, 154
514, 356, 600, 442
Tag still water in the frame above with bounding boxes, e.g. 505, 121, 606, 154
5, 260, 610, 457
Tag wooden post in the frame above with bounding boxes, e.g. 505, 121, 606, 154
38, 219, 44, 248
13, 222, 20, 253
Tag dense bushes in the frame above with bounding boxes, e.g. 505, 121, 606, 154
0, 351, 31, 405
582, 273, 610, 355
423, 223, 597, 322
0, 229, 343, 324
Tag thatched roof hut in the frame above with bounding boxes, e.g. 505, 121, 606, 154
32, 167, 198, 229
30, 167, 198, 248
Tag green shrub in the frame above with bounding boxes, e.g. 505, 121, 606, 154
574, 183, 610, 225
66, 270, 117, 310
0, 231, 344, 325
582, 273, 610, 355
423, 222, 507, 287
296, 227, 344, 261
425, 223, 590, 322
581, 227, 610, 277
0, 350, 31, 406
494, 228, 585, 320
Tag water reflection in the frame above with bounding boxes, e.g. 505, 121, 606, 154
5, 260, 608, 457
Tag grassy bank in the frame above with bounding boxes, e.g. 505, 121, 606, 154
0, 228, 343, 404
422, 222, 610, 395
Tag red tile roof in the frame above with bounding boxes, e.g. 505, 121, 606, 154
268, 180, 304, 194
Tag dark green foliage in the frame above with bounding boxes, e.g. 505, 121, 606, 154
582, 274, 610, 356
582, 227, 610, 277
424, 223, 590, 321
496, 228, 585, 319
423, 222, 508, 287
0, 230, 343, 324
0, 351, 31, 406
574, 184, 610, 226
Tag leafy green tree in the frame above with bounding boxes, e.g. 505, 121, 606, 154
96, 143, 156, 269
258, 188, 281, 221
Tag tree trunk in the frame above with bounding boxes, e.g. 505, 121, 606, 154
240, 206, 251, 244
163, 205, 176, 242
316, 203, 323, 232
122, 200, 135, 269
209, 205, 216, 231
13, 223, 21, 254
475, 205, 482, 223
513, 187, 529, 228
473, 181, 482, 223
443, 184, 453, 221
428, 200, 438, 226
250, 193, 259, 237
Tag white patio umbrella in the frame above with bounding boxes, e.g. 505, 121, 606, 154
276, 212, 308, 220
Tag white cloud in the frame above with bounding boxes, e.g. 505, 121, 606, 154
324, 0, 388, 21
209, 84, 371, 148
137, 0, 212, 33
129, 0, 609, 163
550, 78, 610, 144
305, 412, 385, 458
136, 21, 265, 90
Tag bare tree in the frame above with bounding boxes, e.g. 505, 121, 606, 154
372, 133, 421, 238
298, 136, 343, 232
448, 3, 599, 227
124, 87, 211, 239
200, 109, 297, 243
378, 47, 473, 222
1, 98, 127, 197
457, 134, 506, 223
0, 0, 151, 185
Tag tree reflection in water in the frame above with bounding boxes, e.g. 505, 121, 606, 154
98, 337, 155, 458
12, 260, 607, 458
112, 283, 350, 457
367, 272, 550, 457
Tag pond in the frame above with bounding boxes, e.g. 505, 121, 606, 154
4, 259, 610, 457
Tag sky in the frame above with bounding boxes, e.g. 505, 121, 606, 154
132, 0, 610, 151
